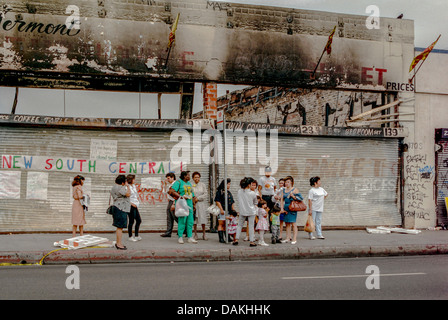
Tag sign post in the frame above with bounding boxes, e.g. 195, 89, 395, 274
216, 110, 224, 130
222, 111, 229, 244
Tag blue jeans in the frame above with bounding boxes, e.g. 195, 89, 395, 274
308, 211, 323, 237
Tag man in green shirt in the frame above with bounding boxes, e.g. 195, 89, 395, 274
169, 171, 198, 244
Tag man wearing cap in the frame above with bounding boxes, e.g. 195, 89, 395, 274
258, 166, 277, 231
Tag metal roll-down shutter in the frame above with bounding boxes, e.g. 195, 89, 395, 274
0, 126, 210, 232
218, 134, 401, 227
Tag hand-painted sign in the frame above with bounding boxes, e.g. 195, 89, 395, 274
1, 155, 185, 175
0, 114, 213, 130
225, 121, 408, 138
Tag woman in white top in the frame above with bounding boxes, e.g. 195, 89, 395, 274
233, 177, 258, 247
308, 176, 328, 240
192, 172, 208, 240
126, 174, 142, 241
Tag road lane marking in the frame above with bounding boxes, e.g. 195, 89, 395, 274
282, 272, 426, 280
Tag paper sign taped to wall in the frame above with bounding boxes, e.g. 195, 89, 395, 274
0, 171, 21, 199
26, 171, 48, 200
90, 139, 117, 160
141, 177, 163, 190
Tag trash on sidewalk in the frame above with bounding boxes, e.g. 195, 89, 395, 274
53, 234, 113, 250
366, 227, 390, 234
366, 226, 421, 235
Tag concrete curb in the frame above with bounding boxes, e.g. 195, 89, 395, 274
2, 243, 448, 265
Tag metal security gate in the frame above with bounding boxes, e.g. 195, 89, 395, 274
436, 129, 448, 227
218, 133, 401, 227
0, 125, 209, 232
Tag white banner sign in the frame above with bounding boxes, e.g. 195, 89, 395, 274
1, 155, 185, 175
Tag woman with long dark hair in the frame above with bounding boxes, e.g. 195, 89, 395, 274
214, 178, 236, 243
126, 174, 142, 242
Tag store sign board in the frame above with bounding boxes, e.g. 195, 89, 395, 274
0, 1, 413, 90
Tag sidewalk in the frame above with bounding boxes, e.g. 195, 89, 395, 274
1, 230, 447, 265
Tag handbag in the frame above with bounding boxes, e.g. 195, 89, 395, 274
106, 193, 116, 215
206, 204, 221, 216
288, 200, 307, 212
304, 214, 316, 233
106, 205, 117, 215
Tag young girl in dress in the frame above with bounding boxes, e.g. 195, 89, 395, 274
256, 199, 270, 246
226, 210, 238, 242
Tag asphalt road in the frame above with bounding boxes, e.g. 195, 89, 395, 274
1, 255, 447, 300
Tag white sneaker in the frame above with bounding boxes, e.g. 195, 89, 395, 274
260, 241, 269, 246
134, 236, 142, 241
128, 236, 137, 242
188, 237, 198, 244
317, 236, 325, 239
178, 237, 184, 244
309, 235, 316, 240
244, 236, 249, 241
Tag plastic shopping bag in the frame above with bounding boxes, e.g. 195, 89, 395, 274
304, 214, 316, 233
175, 198, 190, 218
206, 204, 221, 216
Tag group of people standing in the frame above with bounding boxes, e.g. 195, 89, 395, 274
71, 167, 328, 250
159, 167, 328, 247
212, 167, 328, 247
109, 174, 142, 250
71, 174, 142, 250
160, 170, 209, 244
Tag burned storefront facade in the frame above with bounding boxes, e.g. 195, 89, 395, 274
0, 0, 427, 232
196, 87, 407, 228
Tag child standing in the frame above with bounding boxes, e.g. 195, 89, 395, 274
227, 211, 238, 242
256, 199, 270, 246
270, 204, 281, 244
308, 176, 328, 240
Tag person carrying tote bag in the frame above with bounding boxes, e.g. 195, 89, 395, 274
279, 176, 303, 245
168, 171, 198, 245
307, 176, 328, 240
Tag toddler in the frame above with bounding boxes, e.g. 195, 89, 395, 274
256, 199, 270, 246
227, 211, 238, 242
270, 203, 281, 244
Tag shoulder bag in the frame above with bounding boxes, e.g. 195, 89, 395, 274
288, 190, 307, 212
106, 193, 117, 215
